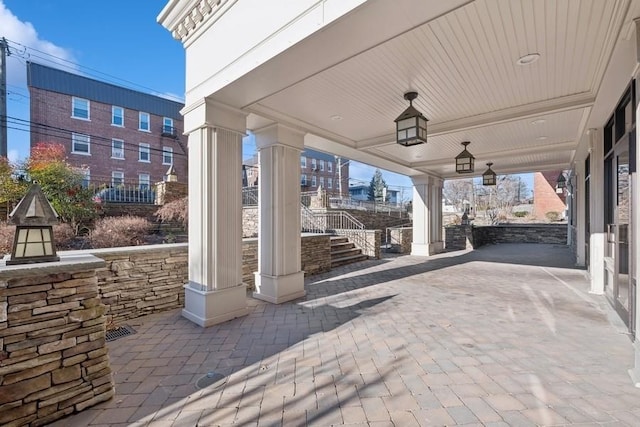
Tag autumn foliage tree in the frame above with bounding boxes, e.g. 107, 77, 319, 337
0, 157, 28, 219
25, 143, 97, 233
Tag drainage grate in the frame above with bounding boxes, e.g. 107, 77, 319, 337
105, 325, 136, 342
195, 372, 227, 390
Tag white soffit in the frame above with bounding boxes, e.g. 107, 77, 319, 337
217, 0, 630, 176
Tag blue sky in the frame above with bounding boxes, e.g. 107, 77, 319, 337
0, 0, 530, 193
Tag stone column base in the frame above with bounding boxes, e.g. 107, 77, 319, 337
629, 340, 640, 387
253, 271, 305, 304
182, 283, 248, 327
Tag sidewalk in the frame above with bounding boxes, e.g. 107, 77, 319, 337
53, 243, 640, 426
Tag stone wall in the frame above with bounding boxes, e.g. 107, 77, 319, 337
388, 227, 413, 254
242, 235, 332, 290
80, 245, 188, 325
155, 181, 188, 205
301, 234, 332, 275
100, 204, 159, 222
445, 225, 474, 251
243, 207, 259, 238
445, 224, 568, 250
0, 255, 114, 426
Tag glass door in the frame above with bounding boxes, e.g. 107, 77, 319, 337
614, 137, 631, 325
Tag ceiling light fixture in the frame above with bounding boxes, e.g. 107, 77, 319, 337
531, 119, 546, 125
395, 91, 428, 147
455, 141, 475, 174
482, 162, 497, 186
517, 53, 540, 65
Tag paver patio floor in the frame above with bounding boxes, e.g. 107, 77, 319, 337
53, 243, 640, 426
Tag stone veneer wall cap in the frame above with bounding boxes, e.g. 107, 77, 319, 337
0, 254, 106, 278
60, 243, 189, 257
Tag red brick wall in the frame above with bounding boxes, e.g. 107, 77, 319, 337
533, 171, 567, 219
29, 88, 188, 186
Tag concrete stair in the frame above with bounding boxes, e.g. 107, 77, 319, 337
330, 236, 368, 268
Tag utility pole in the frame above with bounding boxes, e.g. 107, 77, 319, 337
0, 37, 9, 158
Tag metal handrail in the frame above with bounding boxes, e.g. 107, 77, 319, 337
242, 187, 259, 206
301, 204, 326, 233
300, 208, 373, 256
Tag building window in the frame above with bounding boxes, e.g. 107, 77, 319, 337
71, 133, 90, 155
320, 160, 325, 171
312, 158, 317, 170
328, 161, 333, 173
72, 97, 89, 120
112, 171, 124, 187
301, 156, 307, 169
139, 173, 150, 190
328, 178, 332, 189
163, 147, 173, 165
301, 174, 307, 186
112, 106, 124, 127
320, 177, 324, 188
80, 169, 90, 188
312, 175, 317, 187
163, 117, 173, 134
139, 112, 150, 132
111, 139, 124, 159
139, 143, 150, 162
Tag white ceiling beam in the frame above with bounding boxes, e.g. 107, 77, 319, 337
409, 141, 577, 168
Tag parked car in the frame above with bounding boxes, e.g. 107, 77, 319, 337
93, 187, 156, 204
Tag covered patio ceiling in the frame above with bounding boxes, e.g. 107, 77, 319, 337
177, 0, 640, 179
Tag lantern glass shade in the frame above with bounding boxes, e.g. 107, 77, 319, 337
395, 93, 428, 146
455, 142, 475, 174
7, 225, 59, 265
556, 173, 566, 189
482, 163, 496, 186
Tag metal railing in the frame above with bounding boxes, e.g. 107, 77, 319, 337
90, 185, 156, 204
328, 197, 407, 215
242, 187, 259, 206
300, 208, 373, 256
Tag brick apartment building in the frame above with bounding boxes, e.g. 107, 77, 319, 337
244, 148, 350, 196
533, 170, 567, 219
27, 62, 187, 188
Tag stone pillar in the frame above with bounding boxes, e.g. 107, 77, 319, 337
0, 255, 114, 426
411, 175, 431, 256
181, 98, 248, 327
589, 126, 605, 294
253, 124, 306, 304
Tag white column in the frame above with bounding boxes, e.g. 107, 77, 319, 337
411, 175, 431, 256
589, 128, 606, 295
253, 124, 306, 304
575, 153, 586, 267
430, 178, 444, 253
181, 99, 248, 327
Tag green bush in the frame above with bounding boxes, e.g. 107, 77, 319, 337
513, 211, 527, 218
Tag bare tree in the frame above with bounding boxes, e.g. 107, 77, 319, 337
443, 178, 473, 211
475, 175, 528, 224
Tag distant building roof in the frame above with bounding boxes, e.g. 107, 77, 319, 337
27, 62, 184, 119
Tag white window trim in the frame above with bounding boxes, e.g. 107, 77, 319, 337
301, 174, 307, 185
112, 171, 124, 187
312, 175, 317, 186
139, 112, 151, 132
328, 161, 333, 173
138, 143, 151, 163
111, 139, 125, 160
139, 173, 151, 189
71, 97, 90, 121
320, 160, 325, 171
163, 117, 174, 133
71, 133, 91, 156
328, 178, 333, 189
112, 106, 124, 127
162, 146, 173, 165
301, 156, 307, 168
